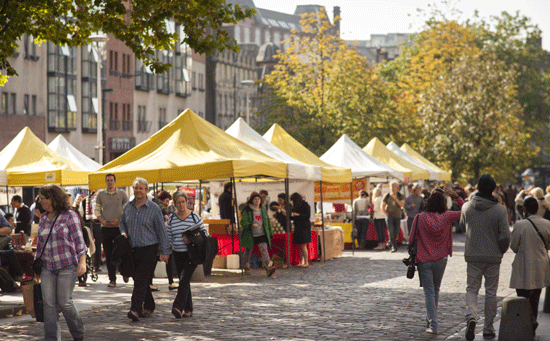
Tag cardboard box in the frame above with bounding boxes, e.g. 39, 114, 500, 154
212, 255, 227, 269
204, 219, 230, 235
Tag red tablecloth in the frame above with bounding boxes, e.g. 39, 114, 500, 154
212, 231, 318, 265
14, 251, 34, 277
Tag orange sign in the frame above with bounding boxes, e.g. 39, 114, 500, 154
314, 179, 368, 202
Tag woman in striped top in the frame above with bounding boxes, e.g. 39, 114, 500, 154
166, 190, 207, 319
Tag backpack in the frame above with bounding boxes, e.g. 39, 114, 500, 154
0, 268, 18, 292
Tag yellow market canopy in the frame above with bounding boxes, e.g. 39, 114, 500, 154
88, 109, 288, 189
401, 143, 452, 182
363, 137, 429, 181
0, 127, 89, 186
263, 124, 352, 183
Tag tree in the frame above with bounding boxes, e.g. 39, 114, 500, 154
262, 8, 397, 155
0, 0, 254, 84
416, 47, 537, 182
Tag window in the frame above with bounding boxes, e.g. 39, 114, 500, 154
1, 93, 8, 114
31, 95, 37, 115
23, 95, 29, 115
255, 28, 261, 45
135, 57, 153, 91
47, 42, 77, 131
137, 105, 150, 133
175, 46, 188, 97
10, 93, 16, 115
156, 51, 171, 94
24, 34, 38, 60
109, 102, 120, 130
274, 32, 281, 47
234, 26, 241, 44
244, 27, 250, 44
81, 45, 99, 132
158, 107, 167, 129
122, 104, 132, 131
192, 71, 197, 89
265, 30, 271, 44
198, 73, 204, 91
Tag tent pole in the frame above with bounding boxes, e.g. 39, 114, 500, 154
198, 180, 202, 216
231, 177, 242, 276
285, 178, 290, 267
350, 181, 354, 256
320, 181, 326, 263
6, 186, 9, 213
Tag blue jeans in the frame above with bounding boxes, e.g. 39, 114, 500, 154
418, 257, 448, 332
374, 219, 386, 244
385, 216, 401, 249
41, 265, 84, 341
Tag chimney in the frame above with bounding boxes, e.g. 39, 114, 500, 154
333, 6, 340, 38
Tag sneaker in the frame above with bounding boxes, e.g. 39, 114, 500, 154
465, 319, 476, 341
425, 327, 436, 334
482, 331, 496, 339
127, 310, 139, 322
108, 281, 116, 288
150, 285, 160, 292
266, 266, 276, 277
390, 247, 397, 253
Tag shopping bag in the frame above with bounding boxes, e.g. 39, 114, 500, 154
33, 283, 44, 322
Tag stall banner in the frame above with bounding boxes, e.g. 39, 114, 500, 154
179, 187, 196, 211
314, 179, 368, 203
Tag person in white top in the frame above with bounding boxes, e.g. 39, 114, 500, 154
352, 190, 371, 249
372, 188, 387, 250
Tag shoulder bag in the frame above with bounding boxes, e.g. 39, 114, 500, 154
526, 217, 548, 246
32, 214, 59, 276
404, 216, 419, 279
184, 212, 209, 266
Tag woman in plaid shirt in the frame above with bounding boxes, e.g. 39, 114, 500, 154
35, 184, 87, 341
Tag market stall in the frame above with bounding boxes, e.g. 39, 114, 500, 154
400, 143, 452, 182
386, 141, 441, 181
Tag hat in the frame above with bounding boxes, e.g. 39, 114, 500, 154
523, 196, 539, 215
477, 174, 496, 196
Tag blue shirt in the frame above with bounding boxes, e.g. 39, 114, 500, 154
167, 211, 207, 252
119, 198, 169, 255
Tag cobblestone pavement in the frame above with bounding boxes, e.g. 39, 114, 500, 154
0, 234, 537, 340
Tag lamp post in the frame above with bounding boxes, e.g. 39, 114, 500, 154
90, 33, 109, 165
240, 79, 254, 124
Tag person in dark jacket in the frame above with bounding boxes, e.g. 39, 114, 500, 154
218, 182, 234, 224
290, 192, 312, 267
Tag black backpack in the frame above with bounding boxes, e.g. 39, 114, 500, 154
0, 268, 18, 292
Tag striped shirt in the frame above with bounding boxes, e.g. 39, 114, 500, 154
119, 198, 169, 255
167, 211, 207, 252
35, 210, 88, 271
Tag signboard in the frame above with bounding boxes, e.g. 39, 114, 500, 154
179, 187, 196, 211
314, 179, 368, 202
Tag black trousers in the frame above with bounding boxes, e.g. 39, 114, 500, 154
0, 250, 23, 277
90, 221, 102, 268
131, 244, 158, 314
516, 288, 542, 326
101, 227, 121, 282
172, 251, 197, 313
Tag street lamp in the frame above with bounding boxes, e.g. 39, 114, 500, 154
241, 80, 254, 124
90, 33, 109, 165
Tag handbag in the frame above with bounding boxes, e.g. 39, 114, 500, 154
32, 214, 59, 276
183, 212, 209, 266
403, 216, 419, 279
33, 281, 44, 322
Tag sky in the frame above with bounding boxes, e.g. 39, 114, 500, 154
252, 0, 550, 51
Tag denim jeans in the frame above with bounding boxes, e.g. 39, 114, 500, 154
465, 262, 500, 334
41, 265, 84, 341
374, 219, 386, 244
385, 215, 401, 249
418, 258, 448, 332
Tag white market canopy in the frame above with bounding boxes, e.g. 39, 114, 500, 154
226, 118, 322, 181
48, 135, 102, 172
386, 141, 441, 181
320, 134, 404, 180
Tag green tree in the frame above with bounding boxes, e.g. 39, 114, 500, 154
0, 0, 254, 84
417, 47, 537, 182
262, 8, 397, 155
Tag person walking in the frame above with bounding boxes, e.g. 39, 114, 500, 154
382, 181, 405, 252
409, 188, 464, 335
404, 184, 422, 238
352, 190, 371, 249
509, 196, 550, 336
34, 184, 87, 341
290, 192, 312, 267
372, 188, 388, 250
166, 191, 208, 318
240, 192, 276, 275
94, 173, 129, 288
459, 174, 510, 341
120, 177, 169, 321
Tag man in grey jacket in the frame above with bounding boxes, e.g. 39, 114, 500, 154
459, 174, 510, 341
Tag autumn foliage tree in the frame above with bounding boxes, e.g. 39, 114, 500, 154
262, 8, 398, 155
